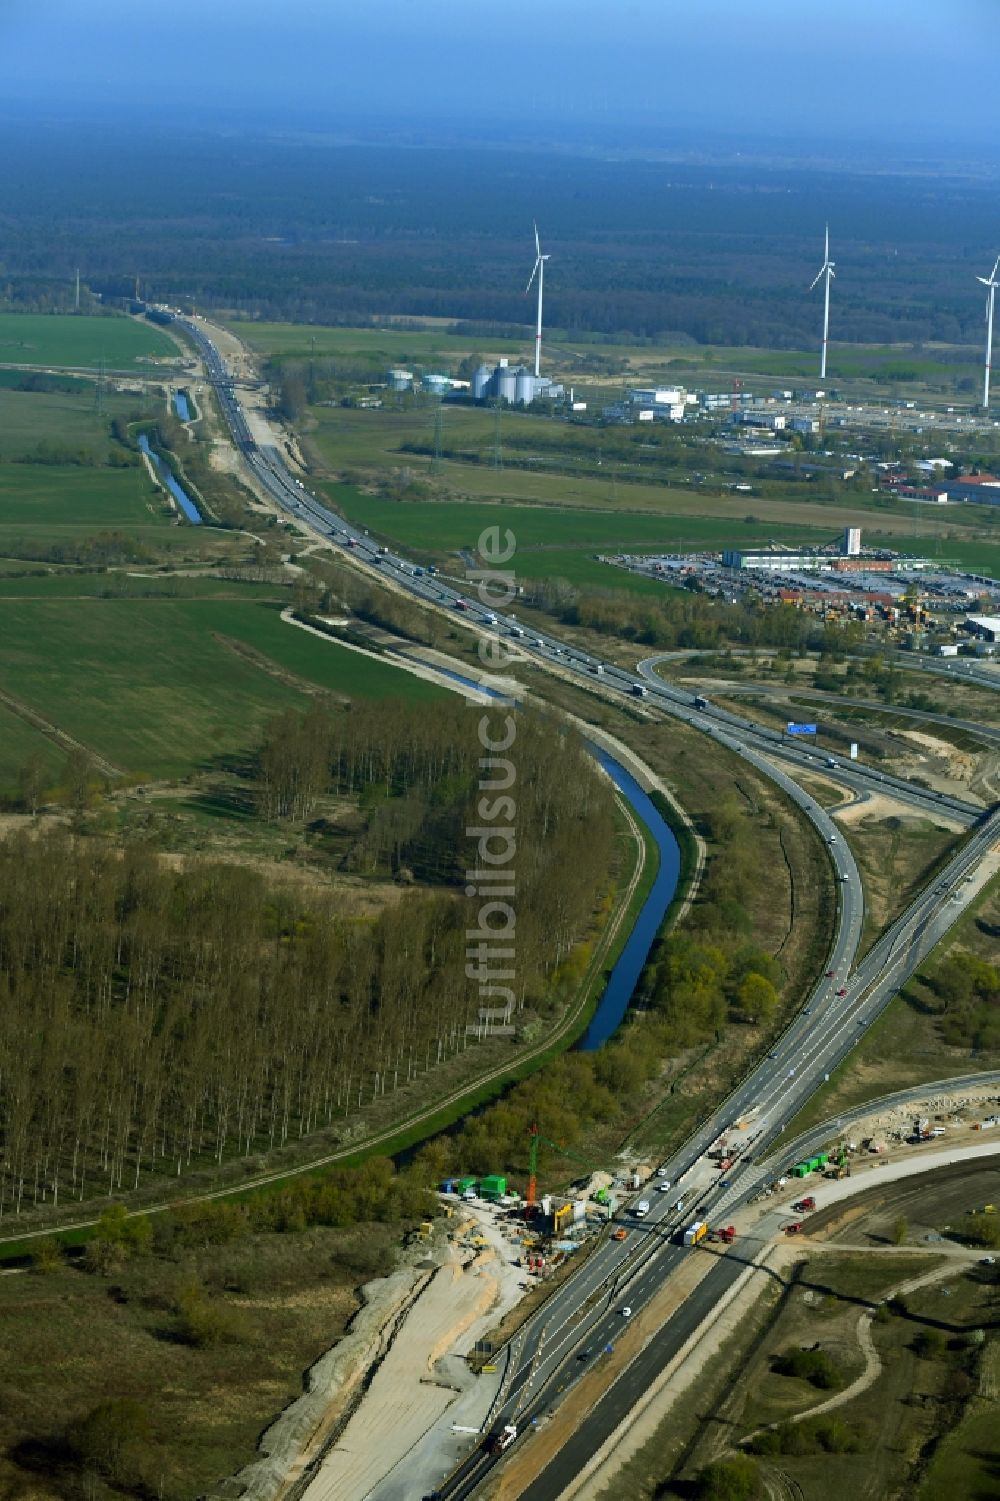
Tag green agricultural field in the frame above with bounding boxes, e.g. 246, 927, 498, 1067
320, 481, 838, 562
0, 598, 441, 782
924, 535, 1000, 575
224, 318, 527, 365
0, 572, 284, 600
226, 318, 980, 395
0, 461, 167, 532
0, 701, 63, 795
0, 462, 269, 569
510, 551, 681, 593
0, 386, 154, 463
307, 402, 1000, 549
0, 313, 176, 370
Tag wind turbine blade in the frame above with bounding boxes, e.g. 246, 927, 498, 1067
992, 255, 1000, 283
809, 268, 824, 292
526, 259, 540, 295
534, 222, 541, 259
829, 267, 836, 280
825, 224, 829, 262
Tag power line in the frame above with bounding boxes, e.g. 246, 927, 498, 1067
431, 400, 444, 475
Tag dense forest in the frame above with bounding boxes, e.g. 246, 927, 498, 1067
1, 120, 998, 348
523, 574, 847, 652
0, 702, 616, 1218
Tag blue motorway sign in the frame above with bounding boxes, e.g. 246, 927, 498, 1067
786, 722, 817, 735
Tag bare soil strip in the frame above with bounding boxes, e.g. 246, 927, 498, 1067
0, 683, 122, 777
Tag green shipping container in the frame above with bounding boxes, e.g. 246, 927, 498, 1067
479, 1175, 507, 1199
457, 1177, 478, 1194
791, 1163, 811, 1178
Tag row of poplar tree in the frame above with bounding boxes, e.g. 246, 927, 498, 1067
0, 703, 615, 1218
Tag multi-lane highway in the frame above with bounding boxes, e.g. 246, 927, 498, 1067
181, 316, 980, 834
179, 317, 1000, 1499
640, 668, 1000, 750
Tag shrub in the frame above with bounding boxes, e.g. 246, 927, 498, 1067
696, 1454, 762, 1500
773, 1345, 843, 1390
30, 1235, 64, 1274
913, 1328, 947, 1359
175, 1280, 252, 1347
67, 1398, 150, 1484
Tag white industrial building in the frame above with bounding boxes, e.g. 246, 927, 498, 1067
628, 386, 684, 408
721, 548, 835, 573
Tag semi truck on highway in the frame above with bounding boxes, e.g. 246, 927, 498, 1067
682, 1221, 708, 1247
487, 1424, 517, 1455
634, 1199, 651, 1218
694, 695, 709, 709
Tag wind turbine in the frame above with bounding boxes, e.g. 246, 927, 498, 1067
526, 223, 550, 379
977, 255, 1000, 409
809, 225, 835, 382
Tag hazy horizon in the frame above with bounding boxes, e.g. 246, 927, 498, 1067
2, 0, 998, 159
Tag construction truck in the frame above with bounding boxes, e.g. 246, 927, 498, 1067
717, 1225, 737, 1244
683, 1221, 709, 1247
785, 1221, 804, 1235
794, 1196, 816, 1213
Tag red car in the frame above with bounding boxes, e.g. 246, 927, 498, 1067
826, 970, 835, 977
837, 987, 847, 996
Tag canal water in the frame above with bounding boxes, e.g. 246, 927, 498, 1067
576, 747, 680, 1049
413, 662, 680, 1047
137, 433, 203, 525
173, 390, 192, 421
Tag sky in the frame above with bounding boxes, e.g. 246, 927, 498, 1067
2, 0, 998, 151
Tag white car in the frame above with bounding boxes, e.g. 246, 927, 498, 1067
621, 1306, 632, 1318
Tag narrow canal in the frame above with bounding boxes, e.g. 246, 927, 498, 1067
137, 432, 203, 525
577, 748, 679, 1049
411, 662, 680, 1046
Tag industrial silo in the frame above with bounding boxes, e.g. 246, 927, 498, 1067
496, 366, 518, 404
515, 369, 536, 406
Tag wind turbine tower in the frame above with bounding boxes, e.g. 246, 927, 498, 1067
526, 223, 550, 379
809, 226, 836, 381
977, 255, 1000, 409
